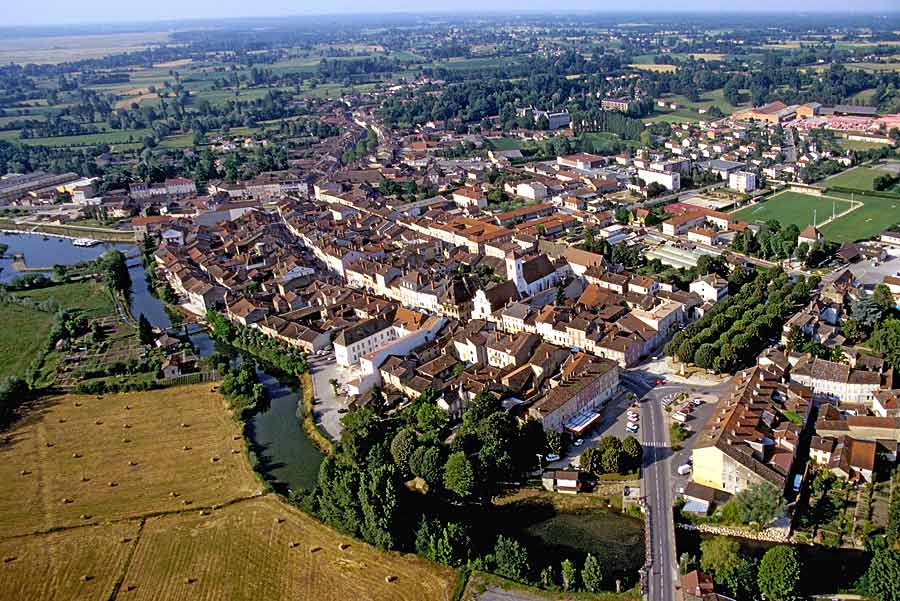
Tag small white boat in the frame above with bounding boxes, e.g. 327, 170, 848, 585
72, 238, 100, 247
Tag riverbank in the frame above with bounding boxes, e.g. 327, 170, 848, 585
301, 371, 334, 455
0, 220, 134, 243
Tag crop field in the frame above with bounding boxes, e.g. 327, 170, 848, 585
0, 384, 457, 600
628, 63, 678, 72
847, 62, 900, 72
0, 32, 170, 64
0, 521, 140, 601
123, 496, 455, 601
734, 190, 855, 230
0, 385, 260, 537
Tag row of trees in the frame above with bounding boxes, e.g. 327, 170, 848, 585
666, 269, 816, 373
207, 310, 308, 376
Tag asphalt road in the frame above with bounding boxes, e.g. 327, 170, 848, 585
621, 367, 732, 601
621, 371, 676, 601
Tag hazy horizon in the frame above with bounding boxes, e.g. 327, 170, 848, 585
5, 2, 900, 28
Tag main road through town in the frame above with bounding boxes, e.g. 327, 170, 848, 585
622, 371, 677, 601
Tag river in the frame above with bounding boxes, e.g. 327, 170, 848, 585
185, 329, 324, 493
1, 232, 323, 493
0, 231, 132, 283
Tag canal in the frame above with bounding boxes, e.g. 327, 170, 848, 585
1, 232, 323, 493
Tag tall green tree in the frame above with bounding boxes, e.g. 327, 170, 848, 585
493, 536, 530, 582
867, 549, 900, 601
758, 545, 800, 601
443, 451, 475, 498
582, 553, 603, 592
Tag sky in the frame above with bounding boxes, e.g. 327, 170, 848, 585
4, 1, 900, 27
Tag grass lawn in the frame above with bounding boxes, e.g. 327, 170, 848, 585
643, 113, 697, 124
734, 190, 854, 231
486, 136, 523, 151
14, 281, 114, 318
820, 193, 900, 242
824, 166, 893, 191
0, 302, 54, 381
839, 138, 892, 152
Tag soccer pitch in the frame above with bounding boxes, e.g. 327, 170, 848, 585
734, 191, 855, 230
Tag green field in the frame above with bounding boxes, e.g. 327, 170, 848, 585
0, 302, 54, 380
821, 192, 900, 243
824, 166, 893, 191
734, 190, 854, 230
14, 281, 114, 318
487, 136, 524, 150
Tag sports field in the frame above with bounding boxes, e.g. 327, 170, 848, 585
734, 190, 854, 230
824, 166, 894, 191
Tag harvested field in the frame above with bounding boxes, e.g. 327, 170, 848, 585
0, 384, 457, 600
122, 496, 455, 601
0, 521, 140, 601
0, 384, 260, 537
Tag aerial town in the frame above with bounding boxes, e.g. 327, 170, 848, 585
1, 10, 900, 601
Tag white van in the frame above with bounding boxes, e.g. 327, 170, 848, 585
677, 464, 692, 476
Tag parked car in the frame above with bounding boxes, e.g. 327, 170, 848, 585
626, 423, 639, 433
691, 398, 702, 407
545, 453, 560, 462
573, 438, 584, 447
627, 411, 639, 419
677, 464, 692, 475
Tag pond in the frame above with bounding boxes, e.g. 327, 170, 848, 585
0, 231, 132, 283
442, 493, 646, 587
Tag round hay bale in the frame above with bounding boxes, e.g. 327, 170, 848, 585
46, 442, 54, 448
232, 435, 240, 441
61, 498, 72, 504
74, 402, 81, 407
58, 418, 66, 423
309, 546, 321, 553
274, 517, 284, 524
199, 510, 208, 516
122, 438, 130, 443
169, 491, 179, 498
108, 481, 117, 487
72, 453, 81, 458
80, 475, 89, 482
338, 543, 350, 551
3, 556, 16, 563
20, 470, 30, 476
123, 424, 130, 429
385, 575, 397, 583
120, 537, 131, 544
127, 460, 136, 466
95, 420, 103, 425
210, 456, 219, 463
232, 449, 240, 454
126, 585, 136, 591
287, 541, 297, 548
183, 577, 195, 584
182, 446, 191, 451
124, 405, 130, 410
181, 423, 189, 428
80, 575, 92, 582
79, 514, 90, 520
182, 499, 192, 505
